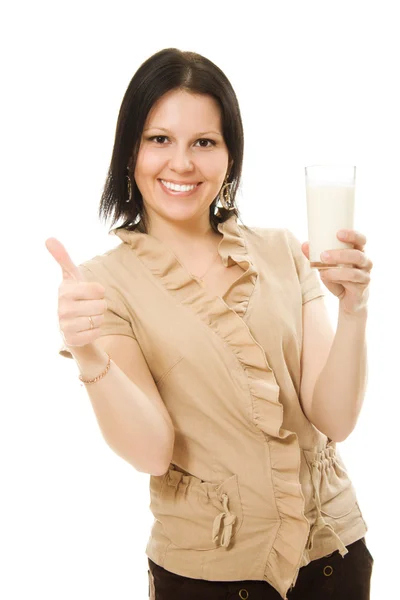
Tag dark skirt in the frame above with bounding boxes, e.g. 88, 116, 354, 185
147, 537, 373, 599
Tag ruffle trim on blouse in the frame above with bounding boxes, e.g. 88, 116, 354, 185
111, 214, 310, 597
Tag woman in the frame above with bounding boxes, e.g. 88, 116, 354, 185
47, 48, 374, 599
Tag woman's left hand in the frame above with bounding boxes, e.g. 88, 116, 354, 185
301, 229, 373, 316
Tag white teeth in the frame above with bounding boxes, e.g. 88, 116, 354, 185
161, 180, 198, 192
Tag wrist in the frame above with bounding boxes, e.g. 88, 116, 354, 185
338, 304, 369, 322
69, 343, 110, 379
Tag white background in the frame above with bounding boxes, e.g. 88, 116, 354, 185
1, 1, 398, 598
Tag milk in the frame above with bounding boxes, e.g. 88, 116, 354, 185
306, 183, 355, 269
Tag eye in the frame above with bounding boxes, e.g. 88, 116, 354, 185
194, 139, 216, 148
148, 136, 168, 144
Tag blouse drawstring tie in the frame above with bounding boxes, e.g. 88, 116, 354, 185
212, 493, 237, 547
306, 460, 348, 557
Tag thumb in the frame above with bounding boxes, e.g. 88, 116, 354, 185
45, 237, 85, 282
301, 241, 309, 259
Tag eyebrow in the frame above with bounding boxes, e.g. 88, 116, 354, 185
143, 126, 222, 137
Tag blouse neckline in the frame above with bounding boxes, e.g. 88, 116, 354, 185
109, 212, 258, 317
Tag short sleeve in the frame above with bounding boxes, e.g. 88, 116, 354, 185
58, 263, 136, 359
285, 229, 326, 305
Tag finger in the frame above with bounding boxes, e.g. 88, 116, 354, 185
60, 297, 107, 318
62, 313, 105, 335
323, 249, 372, 271
45, 237, 85, 282
320, 267, 371, 284
337, 229, 367, 250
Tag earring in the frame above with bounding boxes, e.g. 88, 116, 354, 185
126, 175, 132, 203
218, 179, 234, 210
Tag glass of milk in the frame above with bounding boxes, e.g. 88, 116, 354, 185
305, 165, 356, 270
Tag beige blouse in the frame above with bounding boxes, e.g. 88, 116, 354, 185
59, 213, 368, 600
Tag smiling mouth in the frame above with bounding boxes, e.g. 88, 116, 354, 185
158, 179, 203, 195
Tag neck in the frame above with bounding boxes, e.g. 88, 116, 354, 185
147, 213, 221, 254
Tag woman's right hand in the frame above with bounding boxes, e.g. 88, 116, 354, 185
45, 238, 107, 349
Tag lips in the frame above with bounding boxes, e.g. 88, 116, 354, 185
159, 179, 202, 187
158, 179, 202, 196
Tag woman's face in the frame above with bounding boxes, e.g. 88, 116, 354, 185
134, 89, 230, 229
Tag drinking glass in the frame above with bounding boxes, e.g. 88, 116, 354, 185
305, 165, 356, 269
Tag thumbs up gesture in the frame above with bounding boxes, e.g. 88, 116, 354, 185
46, 238, 107, 349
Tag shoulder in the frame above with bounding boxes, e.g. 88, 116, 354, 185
240, 224, 288, 243
78, 242, 130, 282
240, 224, 295, 258
244, 226, 308, 262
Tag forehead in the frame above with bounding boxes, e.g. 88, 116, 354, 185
145, 89, 222, 131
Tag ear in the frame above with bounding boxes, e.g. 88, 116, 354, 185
127, 153, 136, 172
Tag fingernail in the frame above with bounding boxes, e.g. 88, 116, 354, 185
338, 230, 347, 239
321, 252, 330, 261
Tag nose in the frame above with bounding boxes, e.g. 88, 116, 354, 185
168, 144, 195, 173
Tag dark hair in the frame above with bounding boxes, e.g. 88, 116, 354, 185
98, 48, 252, 235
